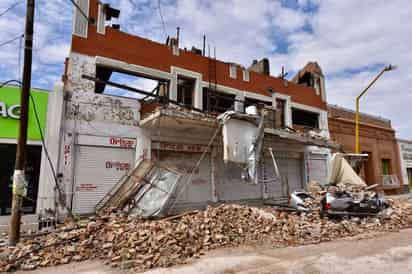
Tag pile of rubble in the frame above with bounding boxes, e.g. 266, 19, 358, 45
1, 199, 412, 272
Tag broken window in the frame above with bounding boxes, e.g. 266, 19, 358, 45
292, 108, 319, 129
94, 66, 165, 100
177, 76, 195, 106
203, 88, 235, 113
276, 99, 286, 128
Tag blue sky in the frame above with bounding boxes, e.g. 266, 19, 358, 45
0, 0, 411, 139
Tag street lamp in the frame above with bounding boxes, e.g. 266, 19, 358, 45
355, 64, 397, 153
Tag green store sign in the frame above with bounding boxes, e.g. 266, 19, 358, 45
0, 86, 48, 141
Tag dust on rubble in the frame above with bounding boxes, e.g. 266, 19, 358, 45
1, 196, 412, 273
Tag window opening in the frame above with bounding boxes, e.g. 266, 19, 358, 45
243, 69, 250, 82
297, 72, 314, 87
244, 97, 270, 110
229, 64, 237, 79
203, 88, 235, 113
276, 99, 286, 128
381, 159, 391, 175
292, 108, 319, 129
177, 76, 195, 106
94, 66, 165, 100
407, 168, 412, 186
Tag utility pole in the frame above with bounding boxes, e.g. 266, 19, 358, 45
354, 64, 396, 154
9, 0, 35, 246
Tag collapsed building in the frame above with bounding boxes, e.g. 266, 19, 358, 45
37, 0, 338, 220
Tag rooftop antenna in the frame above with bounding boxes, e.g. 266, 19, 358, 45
280, 66, 288, 79
202, 34, 206, 56
176, 27, 180, 45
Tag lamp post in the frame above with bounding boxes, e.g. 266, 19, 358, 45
355, 64, 397, 153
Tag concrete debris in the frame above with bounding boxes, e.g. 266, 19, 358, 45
1, 200, 412, 272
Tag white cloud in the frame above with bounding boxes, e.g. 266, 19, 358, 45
266, 0, 412, 138
37, 42, 70, 64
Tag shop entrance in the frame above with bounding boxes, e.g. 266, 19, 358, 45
407, 168, 412, 190
0, 144, 41, 215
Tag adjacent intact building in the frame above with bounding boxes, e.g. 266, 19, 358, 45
0, 85, 49, 232
328, 105, 403, 193
38, 0, 337, 218
398, 139, 412, 193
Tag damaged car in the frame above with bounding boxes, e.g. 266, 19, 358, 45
320, 185, 389, 218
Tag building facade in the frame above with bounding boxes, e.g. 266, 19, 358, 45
398, 139, 412, 193
38, 0, 335, 217
328, 105, 403, 193
0, 85, 51, 232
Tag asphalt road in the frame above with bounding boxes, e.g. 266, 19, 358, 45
15, 228, 412, 274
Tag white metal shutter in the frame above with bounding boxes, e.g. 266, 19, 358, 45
157, 151, 211, 204
307, 156, 328, 185
73, 0, 89, 38
73, 145, 134, 214
275, 152, 303, 193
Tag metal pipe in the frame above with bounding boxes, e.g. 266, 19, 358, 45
202, 34, 206, 56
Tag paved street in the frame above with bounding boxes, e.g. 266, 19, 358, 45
16, 228, 412, 274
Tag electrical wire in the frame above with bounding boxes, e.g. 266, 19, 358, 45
157, 0, 168, 38
0, 79, 22, 88
0, 1, 22, 18
0, 34, 24, 48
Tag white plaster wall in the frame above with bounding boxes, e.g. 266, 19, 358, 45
398, 141, 412, 186
56, 52, 145, 212
36, 82, 65, 214
66, 53, 141, 127
222, 119, 259, 164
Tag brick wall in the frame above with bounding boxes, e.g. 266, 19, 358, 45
328, 105, 403, 193
70, 0, 327, 111
328, 105, 391, 129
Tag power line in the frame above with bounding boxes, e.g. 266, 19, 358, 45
0, 1, 22, 18
0, 34, 24, 48
0, 79, 22, 88
157, 0, 168, 38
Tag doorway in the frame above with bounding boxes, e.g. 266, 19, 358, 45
0, 144, 41, 215
407, 168, 412, 190
362, 151, 374, 184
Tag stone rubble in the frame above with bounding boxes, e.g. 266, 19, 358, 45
1, 199, 412, 273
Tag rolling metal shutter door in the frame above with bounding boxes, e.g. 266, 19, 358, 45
73, 145, 134, 215
276, 152, 303, 193
157, 151, 211, 204
307, 156, 328, 185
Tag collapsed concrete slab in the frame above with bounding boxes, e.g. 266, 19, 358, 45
96, 105, 338, 218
